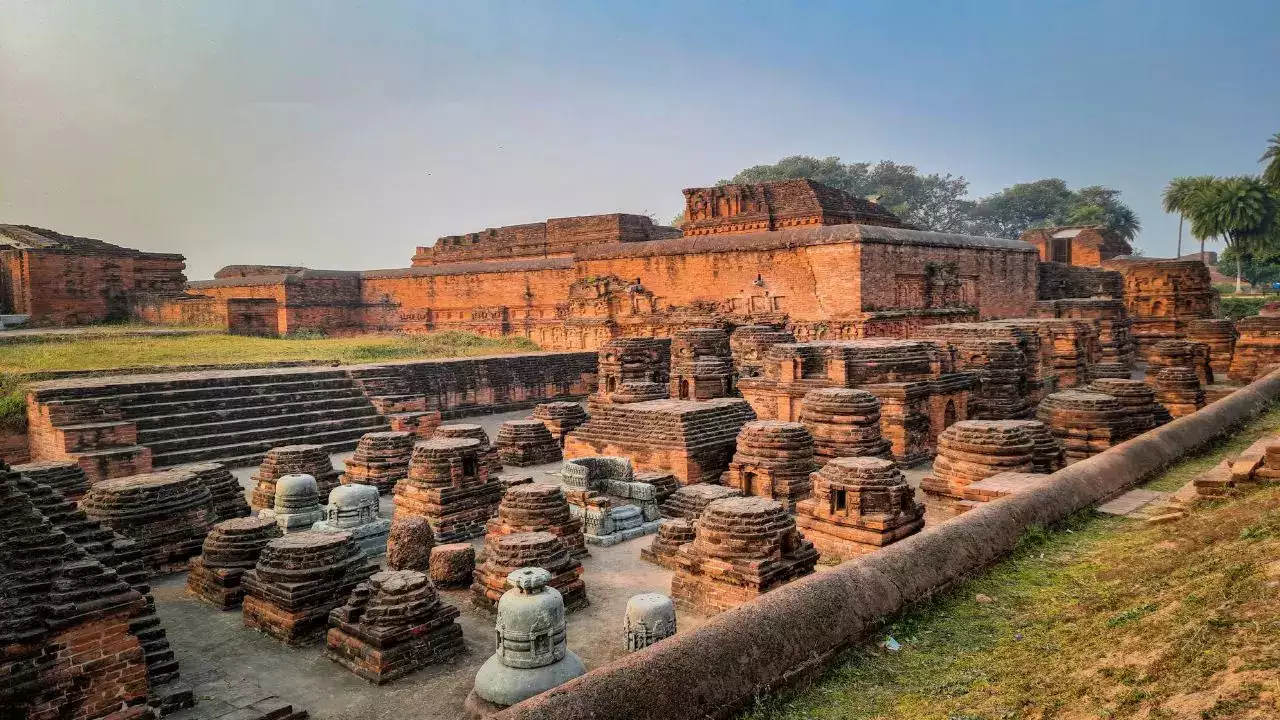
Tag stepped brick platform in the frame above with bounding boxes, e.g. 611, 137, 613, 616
1108, 258, 1215, 353
1186, 319, 1238, 377
640, 518, 697, 569
393, 437, 503, 542
1087, 378, 1170, 434
592, 337, 671, 410
17, 472, 183, 696
241, 531, 376, 646
670, 497, 818, 615
340, 431, 415, 493
737, 339, 977, 466
1147, 339, 1213, 386
610, 381, 668, 404
470, 531, 587, 613
670, 328, 734, 400
0, 461, 150, 720
1036, 390, 1133, 463
496, 419, 563, 466
796, 457, 924, 559
564, 397, 756, 484
326, 570, 465, 684
943, 337, 1035, 420
530, 402, 589, 447
27, 366, 389, 475
992, 318, 1099, 390
181, 461, 251, 523
919, 322, 1054, 401
659, 482, 742, 519
1089, 362, 1132, 380
485, 483, 587, 558
386, 516, 434, 572
1229, 311, 1280, 383
1031, 298, 1136, 370
81, 469, 214, 575
998, 419, 1066, 474
430, 543, 475, 589
730, 325, 796, 381
722, 421, 818, 511
920, 421, 1036, 521
13, 459, 90, 500
798, 388, 891, 461
1155, 367, 1205, 418
186, 516, 281, 609
250, 444, 339, 511
434, 423, 503, 478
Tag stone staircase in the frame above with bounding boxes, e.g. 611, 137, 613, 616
28, 368, 390, 474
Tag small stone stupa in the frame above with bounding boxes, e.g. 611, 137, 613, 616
312, 484, 391, 557
259, 473, 326, 534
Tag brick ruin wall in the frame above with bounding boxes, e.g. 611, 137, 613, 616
411, 214, 681, 267
1, 248, 186, 326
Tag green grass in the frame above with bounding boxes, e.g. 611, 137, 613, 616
744, 408, 1280, 720
0, 330, 539, 375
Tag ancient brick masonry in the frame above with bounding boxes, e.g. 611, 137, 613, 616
722, 421, 818, 511
241, 530, 377, 646
13, 460, 91, 500
341, 431, 415, 494
250, 444, 340, 512
496, 420, 563, 467
994, 318, 1099, 389
996, 419, 1064, 474
795, 457, 924, 560
0, 461, 149, 719
737, 339, 976, 466
1186, 319, 1237, 378
1086, 378, 1170, 434
386, 516, 434, 573
434, 423, 503, 478
730, 325, 796, 382
484, 483, 587, 559
326, 570, 464, 685
18, 472, 182, 697
1228, 308, 1280, 383
640, 518, 697, 570
670, 496, 818, 615
941, 337, 1035, 420
592, 337, 671, 410
565, 397, 756, 485
658, 482, 741, 520
1030, 298, 1136, 371
797, 388, 892, 461
681, 178, 905, 236
186, 516, 281, 610
1106, 258, 1215, 352
393, 437, 504, 542
920, 421, 1036, 521
1036, 261, 1125, 301
471, 531, 588, 613
430, 544, 475, 589
669, 328, 734, 400
1155, 367, 1205, 418
1036, 390, 1133, 463
81, 469, 213, 575
530, 402, 589, 447
181, 461, 251, 523
918, 322, 1054, 404
1146, 339, 1213, 386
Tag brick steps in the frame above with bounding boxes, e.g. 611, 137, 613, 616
151, 422, 386, 468
33, 369, 353, 402
131, 395, 373, 430
123, 387, 367, 421
145, 413, 388, 456
109, 378, 360, 409
137, 405, 379, 444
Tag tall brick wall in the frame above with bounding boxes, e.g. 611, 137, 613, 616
226, 298, 281, 336
1, 248, 186, 326
412, 214, 679, 267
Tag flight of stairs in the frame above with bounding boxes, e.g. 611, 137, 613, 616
28, 368, 391, 474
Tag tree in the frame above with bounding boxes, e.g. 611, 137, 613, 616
1184, 176, 1279, 293
720, 156, 975, 232
1163, 176, 1216, 258
1219, 244, 1280, 290
965, 179, 1140, 242
1261, 132, 1280, 189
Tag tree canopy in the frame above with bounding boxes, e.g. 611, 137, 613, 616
686, 155, 1141, 241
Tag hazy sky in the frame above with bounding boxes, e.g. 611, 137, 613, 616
2, 1, 1278, 279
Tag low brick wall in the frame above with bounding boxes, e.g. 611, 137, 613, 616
499, 368, 1280, 720
0, 426, 29, 464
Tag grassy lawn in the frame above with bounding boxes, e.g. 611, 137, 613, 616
0, 330, 539, 375
745, 407, 1280, 720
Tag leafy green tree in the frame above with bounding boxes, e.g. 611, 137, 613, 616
1261, 132, 1280, 189
965, 179, 1140, 242
1219, 244, 1280, 290
1185, 176, 1279, 292
1163, 176, 1216, 257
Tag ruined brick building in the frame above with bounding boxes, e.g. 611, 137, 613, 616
0, 224, 186, 326
159, 179, 1040, 347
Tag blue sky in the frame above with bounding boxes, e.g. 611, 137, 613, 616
2, 0, 1277, 278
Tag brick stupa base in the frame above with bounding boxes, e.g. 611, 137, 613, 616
251, 444, 340, 511
341, 431, 415, 493
187, 516, 281, 610
470, 531, 587, 613
796, 457, 924, 560
495, 420, 563, 467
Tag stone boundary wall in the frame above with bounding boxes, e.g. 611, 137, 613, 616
498, 368, 1280, 720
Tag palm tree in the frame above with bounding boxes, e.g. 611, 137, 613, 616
1184, 176, 1278, 293
1162, 176, 1215, 258
1261, 132, 1280, 189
